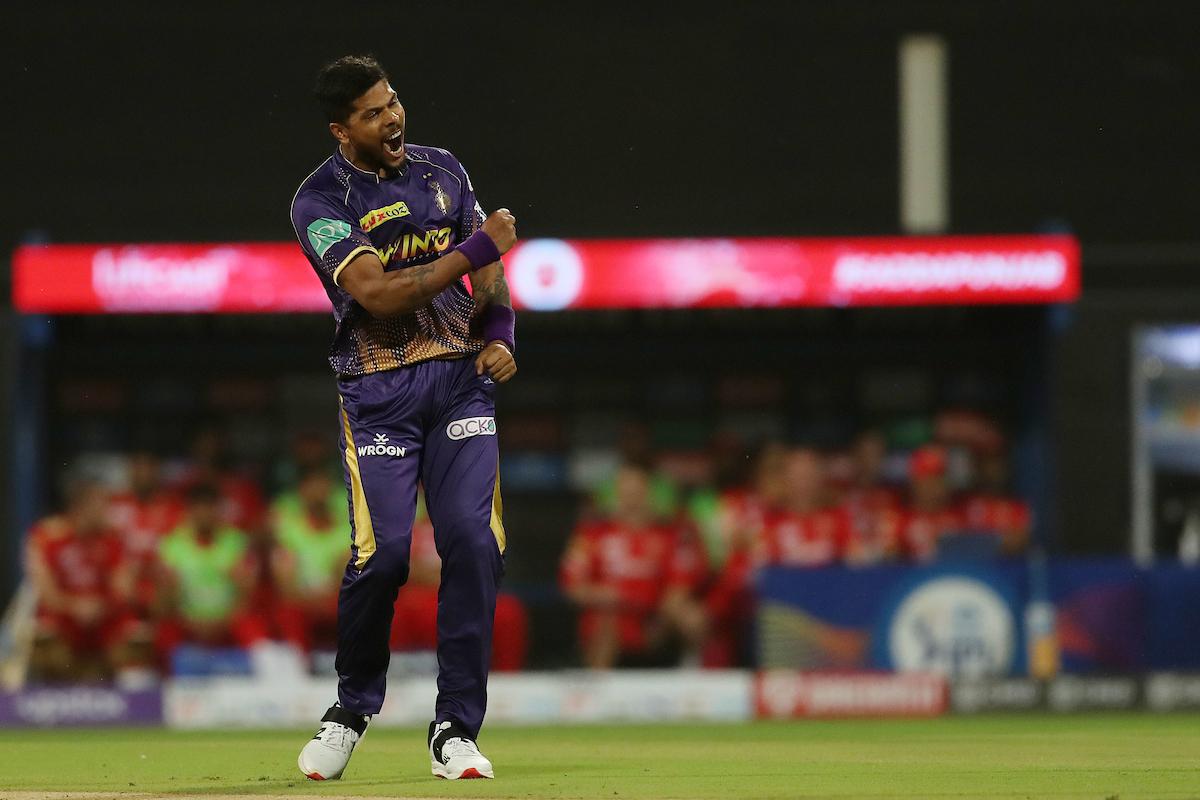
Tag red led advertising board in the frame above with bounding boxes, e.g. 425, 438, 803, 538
12, 236, 1078, 314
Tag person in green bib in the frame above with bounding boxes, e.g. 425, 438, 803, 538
271, 467, 350, 652
155, 482, 268, 657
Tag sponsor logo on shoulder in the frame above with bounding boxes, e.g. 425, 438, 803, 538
446, 416, 496, 441
307, 218, 352, 258
357, 432, 407, 458
359, 201, 411, 232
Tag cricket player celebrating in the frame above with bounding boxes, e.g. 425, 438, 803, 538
290, 55, 517, 781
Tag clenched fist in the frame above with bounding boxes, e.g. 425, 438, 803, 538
482, 208, 517, 255
475, 341, 517, 383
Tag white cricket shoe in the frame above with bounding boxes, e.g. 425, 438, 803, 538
298, 704, 370, 780
428, 720, 494, 779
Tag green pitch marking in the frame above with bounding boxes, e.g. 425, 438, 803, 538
0, 715, 1198, 799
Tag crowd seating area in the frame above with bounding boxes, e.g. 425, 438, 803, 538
559, 414, 1030, 669
21, 412, 1028, 682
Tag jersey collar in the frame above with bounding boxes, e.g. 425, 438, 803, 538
335, 147, 408, 183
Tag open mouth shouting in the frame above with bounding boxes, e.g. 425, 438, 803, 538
384, 128, 405, 160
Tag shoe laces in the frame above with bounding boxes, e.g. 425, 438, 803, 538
441, 735, 482, 762
316, 722, 355, 749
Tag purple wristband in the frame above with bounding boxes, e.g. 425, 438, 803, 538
457, 229, 501, 271
482, 304, 516, 353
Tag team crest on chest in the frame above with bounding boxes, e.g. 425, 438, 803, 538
429, 180, 451, 216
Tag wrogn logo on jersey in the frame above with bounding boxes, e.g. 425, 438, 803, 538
357, 432, 407, 458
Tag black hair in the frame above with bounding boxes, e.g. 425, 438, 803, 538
314, 55, 389, 124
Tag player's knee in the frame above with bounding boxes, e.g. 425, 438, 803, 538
366, 542, 411, 585
438, 515, 503, 564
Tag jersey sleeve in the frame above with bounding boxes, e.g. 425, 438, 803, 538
291, 190, 377, 286
452, 157, 487, 242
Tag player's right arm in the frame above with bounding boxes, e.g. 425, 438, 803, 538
340, 207, 514, 316
291, 189, 516, 318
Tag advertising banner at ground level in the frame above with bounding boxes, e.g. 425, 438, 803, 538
755, 671, 948, 718
163, 671, 753, 728
0, 687, 161, 726
757, 559, 1200, 677
2, 672, 1196, 727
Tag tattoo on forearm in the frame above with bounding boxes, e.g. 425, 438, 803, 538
477, 272, 512, 307
406, 262, 438, 301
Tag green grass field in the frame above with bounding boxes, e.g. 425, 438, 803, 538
1, 715, 1198, 799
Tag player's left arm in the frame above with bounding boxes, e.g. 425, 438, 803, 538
455, 155, 518, 383
472, 261, 517, 383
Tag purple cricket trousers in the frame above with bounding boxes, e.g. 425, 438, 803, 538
333, 355, 504, 738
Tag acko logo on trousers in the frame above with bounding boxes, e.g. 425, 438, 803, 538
446, 417, 496, 441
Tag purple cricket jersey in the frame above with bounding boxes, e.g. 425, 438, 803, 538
290, 145, 488, 376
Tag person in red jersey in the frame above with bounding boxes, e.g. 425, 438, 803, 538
760, 448, 852, 568
110, 449, 185, 554
560, 463, 705, 668
839, 430, 902, 566
691, 441, 784, 566
962, 439, 1031, 556
895, 445, 967, 563
109, 449, 184, 618
25, 476, 141, 682
390, 491, 529, 671
688, 441, 785, 667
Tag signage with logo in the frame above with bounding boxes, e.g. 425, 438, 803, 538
13, 235, 1079, 314
757, 563, 1027, 676
755, 671, 947, 718
884, 575, 1017, 679
1046, 676, 1140, 711
950, 678, 1043, 713
0, 688, 162, 727
1144, 673, 1200, 711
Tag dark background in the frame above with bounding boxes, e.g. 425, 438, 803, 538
6, 1, 1200, 600
9, 1, 1200, 247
